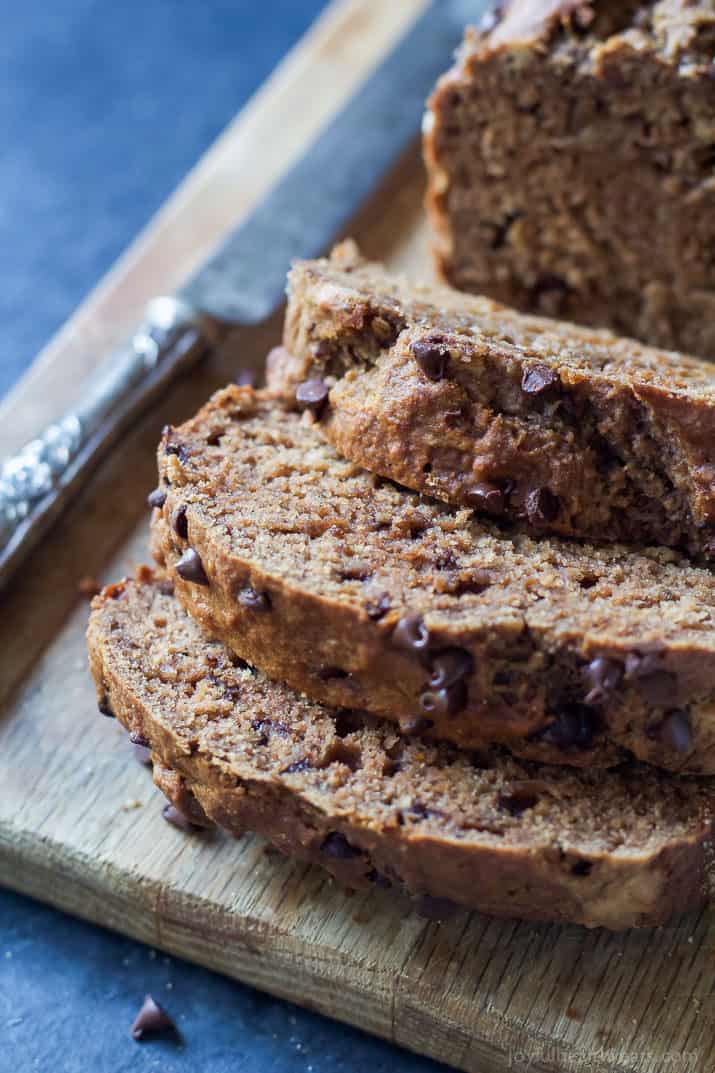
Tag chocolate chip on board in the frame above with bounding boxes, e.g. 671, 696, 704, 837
162, 803, 206, 834
176, 548, 209, 586
130, 995, 176, 1041
296, 378, 329, 415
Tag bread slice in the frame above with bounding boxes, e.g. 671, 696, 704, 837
150, 385, 715, 773
423, 3, 715, 358
272, 243, 715, 559
87, 571, 715, 930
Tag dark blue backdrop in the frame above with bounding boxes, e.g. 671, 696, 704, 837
0, 2, 447, 1070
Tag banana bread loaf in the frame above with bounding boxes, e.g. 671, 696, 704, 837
424, 1, 715, 358
87, 572, 715, 930
150, 386, 715, 773
273, 244, 715, 559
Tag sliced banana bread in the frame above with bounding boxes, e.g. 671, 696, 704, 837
150, 386, 715, 773
424, 2, 715, 357
273, 244, 715, 559
87, 572, 715, 930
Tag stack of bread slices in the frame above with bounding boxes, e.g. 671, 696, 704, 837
87, 240, 715, 931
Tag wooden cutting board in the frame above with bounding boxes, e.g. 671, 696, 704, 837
1, 3, 713, 1071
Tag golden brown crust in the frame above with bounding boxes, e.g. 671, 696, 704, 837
275, 247, 715, 559
150, 387, 715, 773
423, 3, 715, 358
87, 573, 715, 930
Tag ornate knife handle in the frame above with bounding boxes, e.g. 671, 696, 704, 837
0, 295, 216, 586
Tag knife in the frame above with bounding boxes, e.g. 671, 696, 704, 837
0, 0, 485, 590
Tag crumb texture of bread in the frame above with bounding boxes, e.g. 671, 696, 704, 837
150, 387, 715, 773
87, 574, 715, 930
424, 1, 715, 358
274, 246, 715, 559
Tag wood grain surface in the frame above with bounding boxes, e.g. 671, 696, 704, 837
1, 2, 713, 1072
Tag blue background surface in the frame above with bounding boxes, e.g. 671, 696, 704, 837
0, 2, 447, 1070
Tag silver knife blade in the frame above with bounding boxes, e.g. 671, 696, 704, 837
0, 0, 489, 589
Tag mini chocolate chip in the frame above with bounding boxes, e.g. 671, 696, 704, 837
318, 666, 350, 681
131, 995, 176, 1041
415, 894, 458, 922
162, 803, 204, 833
399, 714, 434, 735
497, 789, 539, 816
296, 378, 329, 415
393, 614, 431, 660
525, 487, 560, 525
429, 648, 474, 690
321, 832, 362, 860
172, 505, 188, 540
410, 337, 449, 382
147, 488, 167, 510
624, 650, 664, 680
419, 680, 468, 718
238, 587, 270, 612
583, 657, 623, 705
465, 482, 505, 515
157, 579, 175, 597
98, 699, 115, 718
571, 860, 593, 877
366, 593, 391, 621
164, 440, 188, 463
176, 548, 209, 586
646, 710, 692, 753
130, 731, 150, 748
521, 364, 561, 397
533, 705, 599, 749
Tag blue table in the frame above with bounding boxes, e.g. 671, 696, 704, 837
0, 3, 447, 1069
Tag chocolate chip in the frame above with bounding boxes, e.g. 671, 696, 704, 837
530, 274, 570, 312
625, 650, 664, 680
157, 579, 175, 597
393, 614, 431, 660
635, 669, 679, 707
646, 710, 692, 753
172, 505, 188, 540
162, 803, 204, 833
525, 487, 560, 525
238, 587, 270, 612
583, 657, 623, 705
429, 648, 474, 690
521, 364, 561, 398
415, 894, 458, 922
571, 860, 593, 877
366, 593, 391, 621
465, 481, 506, 515
164, 440, 188, 463
318, 666, 350, 681
410, 337, 449, 382
296, 378, 329, 415
131, 995, 176, 1041
497, 788, 539, 816
130, 731, 149, 748
533, 705, 599, 749
419, 682, 468, 718
98, 698, 115, 718
320, 832, 362, 860
176, 548, 209, 586
147, 488, 167, 510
